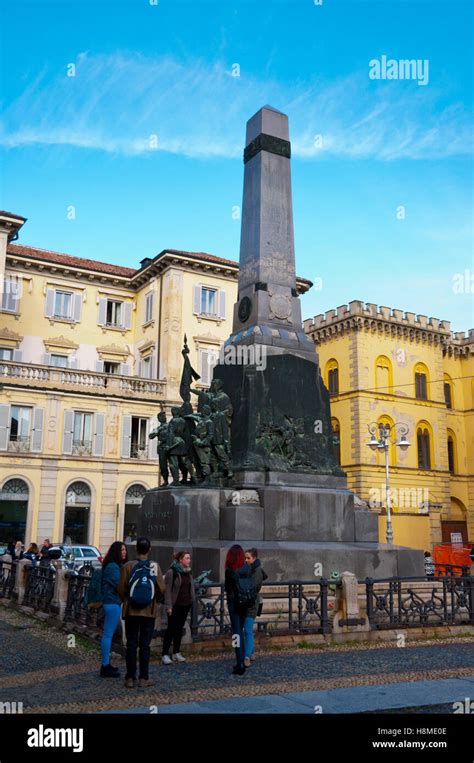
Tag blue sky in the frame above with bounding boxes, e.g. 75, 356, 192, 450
1, 0, 472, 330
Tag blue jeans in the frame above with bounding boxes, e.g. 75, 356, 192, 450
229, 611, 246, 667
243, 615, 255, 658
101, 603, 121, 666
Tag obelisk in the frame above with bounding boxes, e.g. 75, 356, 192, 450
215, 106, 340, 479
228, 105, 316, 361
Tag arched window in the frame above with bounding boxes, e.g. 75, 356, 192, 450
444, 374, 454, 409
124, 484, 147, 542
414, 363, 429, 400
64, 481, 91, 544
447, 430, 457, 475
417, 423, 432, 470
331, 418, 341, 465
375, 356, 392, 393
325, 359, 339, 396
0, 478, 29, 544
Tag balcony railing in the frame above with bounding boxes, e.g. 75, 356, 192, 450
72, 439, 93, 456
130, 444, 150, 460
7, 435, 31, 453
0, 359, 166, 399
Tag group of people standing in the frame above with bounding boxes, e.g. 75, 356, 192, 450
97, 538, 266, 686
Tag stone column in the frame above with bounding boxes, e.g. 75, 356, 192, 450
14, 558, 31, 603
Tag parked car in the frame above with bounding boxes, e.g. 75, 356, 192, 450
47, 544, 103, 573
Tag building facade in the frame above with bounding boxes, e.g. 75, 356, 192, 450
1, 211, 471, 555
304, 301, 474, 551
0, 211, 312, 551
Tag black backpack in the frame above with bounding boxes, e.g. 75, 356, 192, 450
235, 574, 257, 609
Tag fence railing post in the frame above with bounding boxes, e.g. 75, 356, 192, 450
365, 577, 374, 627
320, 577, 329, 634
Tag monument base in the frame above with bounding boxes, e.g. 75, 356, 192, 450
137, 486, 424, 581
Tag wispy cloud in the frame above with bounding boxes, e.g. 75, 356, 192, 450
1, 52, 471, 161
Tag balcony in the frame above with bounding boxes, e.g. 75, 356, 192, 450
72, 440, 92, 457
130, 445, 150, 460
0, 360, 166, 399
7, 436, 31, 453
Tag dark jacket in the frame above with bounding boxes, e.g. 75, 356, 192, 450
225, 562, 252, 615
118, 558, 165, 619
164, 567, 195, 610
247, 559, 266, 618
101, 561, 122, 605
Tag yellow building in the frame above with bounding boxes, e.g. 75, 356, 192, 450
304, 301, 474, 552
0, 211, 312, 552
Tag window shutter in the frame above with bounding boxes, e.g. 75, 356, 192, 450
138, 359, 143, 377
13, 349, 22, 362
8, 277, 20, 312
120, 363, 130, 376
150, 351, 156, 379
42, 353, 51, 366
218, 290, 226, 319
73, 293, 82, 322
96, 360, 104, 373
31, 407, 44, 453
122, 302, 132, 329
0, 404, 10, 451
45, 288, 55, 318
62, 410, 74, 455
145, 293, 153, 323
121, 415, 132, 458
69, 356, 78, 369
148, 420, 157, 459
200, 350, 210, 385
93, 413, 105, 456
193, 285, 202, 315
98, 298, 107, 326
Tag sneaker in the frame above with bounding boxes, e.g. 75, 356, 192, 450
250, 654, 256, 662
162, 655, 172, 665
172, 653, 186, 663
124, 677, 135, 689
244, 657, 251, 668
138, 678, 155, 688
100, 664, 120, 678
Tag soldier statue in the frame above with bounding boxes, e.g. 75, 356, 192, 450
148, 410, 170, 486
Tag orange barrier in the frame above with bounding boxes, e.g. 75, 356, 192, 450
433, 543, 472, 576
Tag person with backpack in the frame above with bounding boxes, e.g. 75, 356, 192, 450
224, 544, 255, 676
118, 537, 165, 689
99, 541, 128, 678
243, 548, 267, 667
161, 550, 195, 665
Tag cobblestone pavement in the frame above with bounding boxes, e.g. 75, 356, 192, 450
1, 606, 473, 714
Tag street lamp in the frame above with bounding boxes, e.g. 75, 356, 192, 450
366, 422, 410, 545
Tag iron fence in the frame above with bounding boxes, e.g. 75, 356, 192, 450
365, 573, 474, 629
190, 578, 330, 641
22, 564, 56, 611
0, 560, 16, 599
64, 568, 104, 628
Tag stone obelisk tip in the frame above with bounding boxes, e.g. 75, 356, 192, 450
245, 105, 289, 145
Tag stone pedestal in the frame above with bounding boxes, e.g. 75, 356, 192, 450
138, 485, 424, 581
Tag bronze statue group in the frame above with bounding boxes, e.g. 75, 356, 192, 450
149, 355, 234, 486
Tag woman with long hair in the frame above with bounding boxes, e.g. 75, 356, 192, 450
162, 550, 195, 664
100, 540, 128, 678
225, 544, 253, 676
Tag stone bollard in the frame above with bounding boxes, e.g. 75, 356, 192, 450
15, 558, 32, 602
333, 570, 370, 635
51, 568, 70, 621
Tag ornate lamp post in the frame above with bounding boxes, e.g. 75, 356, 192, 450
367, 422, 410, 544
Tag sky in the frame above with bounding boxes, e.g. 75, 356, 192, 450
0, 0, 472, 330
